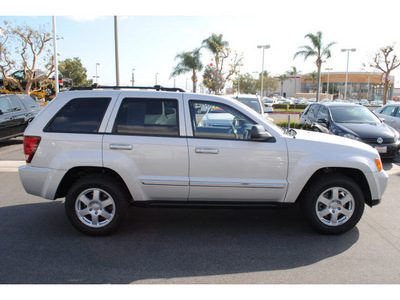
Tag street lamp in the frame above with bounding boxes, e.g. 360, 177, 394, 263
155, 73, 159, 85
341, 48, 356, 100
257, 45, 271, 99
325, 67, 333, 96
131, 69, 135, 87
94, 63, 100, 84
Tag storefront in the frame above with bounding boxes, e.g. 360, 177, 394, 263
300, 72, 394, 100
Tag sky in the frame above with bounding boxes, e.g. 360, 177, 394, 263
2, 0, 400, 92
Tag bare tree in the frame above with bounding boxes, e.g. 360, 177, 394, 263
0, 21, 55, 95
369, 45, 400, 104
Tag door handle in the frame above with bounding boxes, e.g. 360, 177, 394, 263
195, 148, 219, 154
109, 144, 133, 150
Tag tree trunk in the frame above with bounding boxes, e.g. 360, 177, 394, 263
316, 66, 321, 102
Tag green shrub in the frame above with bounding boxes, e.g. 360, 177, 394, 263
275, 121, 301, 129
272, 104, 308, 110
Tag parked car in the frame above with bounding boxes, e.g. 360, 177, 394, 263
19, 85, 388, 236
299, 102, 400, 159
262, 97, 278, 107
374, 103, 400, 133
0, 94, 41, 141
231, 95, 273, 122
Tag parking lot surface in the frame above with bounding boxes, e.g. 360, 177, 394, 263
1, 137, 400, 284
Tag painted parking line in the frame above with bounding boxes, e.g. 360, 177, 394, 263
0, 161, 25, 172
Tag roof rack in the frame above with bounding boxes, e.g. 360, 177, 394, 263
69, 84, 186, 92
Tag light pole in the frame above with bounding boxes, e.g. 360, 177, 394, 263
341, 48, 356, 100
131, 69, 135, 87
257, 45, 270, 99
155, 73, 159, 85
325, 67, 333, 96
94, 63, 100, 84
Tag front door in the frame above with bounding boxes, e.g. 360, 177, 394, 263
186, 98, 288, 202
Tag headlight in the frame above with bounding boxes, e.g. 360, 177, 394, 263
343, 133, 362, 141
394, 131, 399, 142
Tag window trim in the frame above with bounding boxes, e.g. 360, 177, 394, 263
188, 99, 260, 141
112, 97, 180, 138
43, 97, 111, 134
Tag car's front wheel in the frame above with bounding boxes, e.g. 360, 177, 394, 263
65, 175, 130, 236
300, 174, 365, 235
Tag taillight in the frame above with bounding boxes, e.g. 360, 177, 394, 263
24, 136, 41, 163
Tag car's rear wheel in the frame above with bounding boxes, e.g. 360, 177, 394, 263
300, 174, 365, 234
65, 175, 130, 236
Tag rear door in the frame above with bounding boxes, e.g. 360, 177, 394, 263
0, 97, 14, 139
103, 92, 189, 201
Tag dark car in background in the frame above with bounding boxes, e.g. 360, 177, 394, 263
299, 102, 400, 159
0, 94, 41, 142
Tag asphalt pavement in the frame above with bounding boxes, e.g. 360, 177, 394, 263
1, 137, 400, 285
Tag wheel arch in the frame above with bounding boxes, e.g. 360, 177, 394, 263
296, 167, 372, 206
55, 166, 133, 202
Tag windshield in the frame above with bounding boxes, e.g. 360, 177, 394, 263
236, 98, 262, 114
330, 105, 381, 124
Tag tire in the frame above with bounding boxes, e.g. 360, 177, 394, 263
65, 175, 130, 236
300, 174, 365, 235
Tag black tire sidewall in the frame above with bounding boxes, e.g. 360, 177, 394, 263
301, 175, 365, 235
65, 175, 130, 236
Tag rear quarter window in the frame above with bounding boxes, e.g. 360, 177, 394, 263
44, 98, 111, 133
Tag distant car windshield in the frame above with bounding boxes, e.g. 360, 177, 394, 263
330, 105, 381, 124
236, 98, 262, 114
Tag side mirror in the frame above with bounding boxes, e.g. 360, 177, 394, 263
251, 125, 274, 141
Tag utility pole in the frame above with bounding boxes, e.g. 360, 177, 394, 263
114, 16, 120, 86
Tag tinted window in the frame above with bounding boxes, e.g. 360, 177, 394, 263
395, 108, 400, 118
18, 95, 39, 110
308, 105, 320, 119
0, 98, 12, 114
8, 95, 24, 111
316, 106, 328, 120
45, 98, 110, 133
114, 98, 179, 136
190, 101, 255, 140
330, 106, 380, 124
380, 106, 396, 116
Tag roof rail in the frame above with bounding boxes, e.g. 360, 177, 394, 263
68, 84, 186, 92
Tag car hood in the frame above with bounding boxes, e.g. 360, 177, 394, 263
336, 122, 394, 139
291, 129, 377, 155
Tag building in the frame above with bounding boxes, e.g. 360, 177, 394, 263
300, 72, 394, 100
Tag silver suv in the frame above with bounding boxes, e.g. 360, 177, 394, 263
19, 86, 388, 236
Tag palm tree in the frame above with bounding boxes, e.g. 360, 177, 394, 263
305, 71, 318, 92
294, 31, 336, 102
286, 66, 301, 97
170, 48, 203, 93
278, 74, 288, 96
202, 33, 229, 94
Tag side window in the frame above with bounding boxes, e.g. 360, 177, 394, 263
189, 101, 255, 140
114, 98, 179, 136
45, 98, 111, 133
395, 108, 400, 118
0, 98, 12, 114
309, 105, 320, 119
316, 106, 328, 120
8, 96, 24, 111
380, 106, 396, 116
19, 95, 39, 109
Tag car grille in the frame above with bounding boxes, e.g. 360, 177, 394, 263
361, 137, 395, 144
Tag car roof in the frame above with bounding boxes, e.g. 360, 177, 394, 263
311, 102, 362, 108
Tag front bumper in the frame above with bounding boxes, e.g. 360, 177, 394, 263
367, 140, 400, 159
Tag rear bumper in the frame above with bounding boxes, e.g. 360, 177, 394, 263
18, 165, 66, 200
